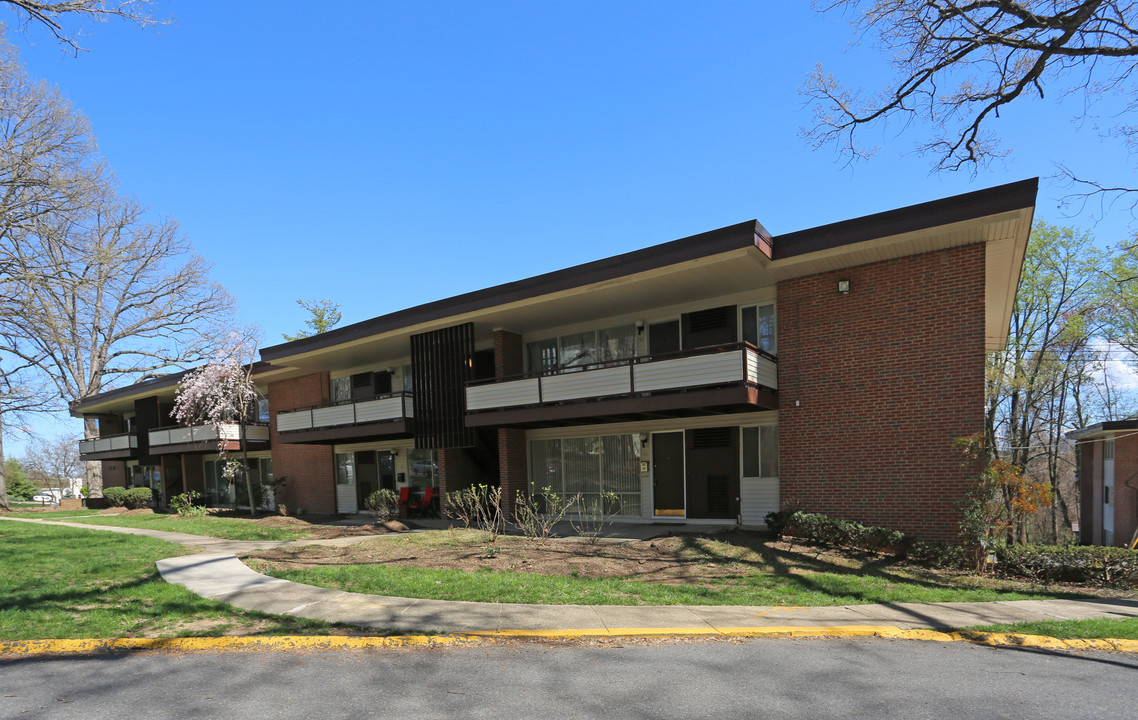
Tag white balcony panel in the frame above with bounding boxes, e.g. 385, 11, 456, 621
193, 426, 219, 443
148, 429, 171, 446
312, 404, 356, 428
111, 435, 136, 451
466, 378, 541, 411
277, 411, 313, 432
746, 351, 778, 390
405, 400, 414, 418
79, 440, 95, 454
740, 477, 779, 526
244, 425, 269, 442
216, 424, 243, 441
634, 350, 745, 392
541, 366, 632, 403
355, 397, 405, 423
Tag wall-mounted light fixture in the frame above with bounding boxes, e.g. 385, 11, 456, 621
640, 435, 650, 448
390, 448, 399, 456
837, 279, 851, 294
635, 320, 645, 334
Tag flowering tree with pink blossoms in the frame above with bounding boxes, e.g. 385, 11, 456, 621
171, 335, 260, 517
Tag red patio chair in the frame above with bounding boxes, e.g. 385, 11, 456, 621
407, 487, 437, 518
397, 487, 411, 517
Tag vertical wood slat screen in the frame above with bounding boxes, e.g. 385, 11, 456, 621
411, 322, 475, 449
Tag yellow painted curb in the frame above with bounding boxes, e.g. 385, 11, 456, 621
474, 625, 1138, 652
0, 634, 481, 657
3, 629, 1136, 657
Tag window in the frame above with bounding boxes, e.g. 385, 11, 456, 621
529, 434, 642, 516
525, 325, 638, 373
742, 425, 778, 477
407, 448, 438, 488
331, 377, 352, 404
1105, 439, 1115, 460
741, 304, 776, 354
335, 453, 355, 485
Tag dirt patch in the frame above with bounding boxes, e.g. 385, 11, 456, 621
248, 515, 408, 539
103, 508, 158, 515
244, 531, 837, 585
241, 529, 1138, 599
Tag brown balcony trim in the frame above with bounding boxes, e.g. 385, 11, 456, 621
149, 439, 269, 456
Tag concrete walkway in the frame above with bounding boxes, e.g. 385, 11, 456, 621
5, 514, 1138, 636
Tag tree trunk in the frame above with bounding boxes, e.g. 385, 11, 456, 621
0, 413, 10, 511
240, 417, 256, 519
83, 416, 103, 498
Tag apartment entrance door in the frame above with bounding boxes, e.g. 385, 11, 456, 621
652, 431, 685, 517
356, 451, 378, 509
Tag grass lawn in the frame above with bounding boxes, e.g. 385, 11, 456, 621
254, 529, 1098, 607
0, 521, 358, 640
961, 617, 1138, 640
64, 514, 310, 541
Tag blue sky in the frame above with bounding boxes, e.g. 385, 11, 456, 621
9, 1, 1136, 450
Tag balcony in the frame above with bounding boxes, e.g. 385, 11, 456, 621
147, 422, 270, 455
276, 392, 414, 444
465, 343, 777, 426
78, 432, 138, 461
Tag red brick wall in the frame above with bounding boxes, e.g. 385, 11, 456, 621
494, 329, 524, 377
101, 460, 127, 489
1114, 437, 1138, 547
777, 244, 986, 542
498, 428, 527, 515
269, 373, 336, 515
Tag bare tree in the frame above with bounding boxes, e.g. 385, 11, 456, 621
21, 431, 80, 498
0, 357, 54, 509
1, 1, 163, 53
803, 1, 1138, 206
0, 192, 237, 498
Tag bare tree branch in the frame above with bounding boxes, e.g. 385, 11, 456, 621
803, 1, 1138, 203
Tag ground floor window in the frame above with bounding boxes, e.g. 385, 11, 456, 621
529, 434, 641, 516
407, 449, 438, 489
204, 457, 274, 509
741, 425, 778, 478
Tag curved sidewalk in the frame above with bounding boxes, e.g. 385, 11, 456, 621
5, 515, 1138, 637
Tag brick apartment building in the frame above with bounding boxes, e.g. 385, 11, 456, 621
1068, 422, 1138, 547
73, 179, 1037, 542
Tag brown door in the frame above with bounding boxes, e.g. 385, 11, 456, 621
684, 427, 739, 519
652, 431, 685, 517
356, 451, 378, 508
648, 320, 680, 357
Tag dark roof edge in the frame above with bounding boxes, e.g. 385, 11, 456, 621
70, 361, 277, 415
1066, 420, 1138, 440
69, 371, 188, 415
772, 178, 1039, 260
259, 219, 766, 361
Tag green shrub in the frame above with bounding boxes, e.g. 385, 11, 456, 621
364, 488, 399, 523
6, 476, 38, 501
764, 509, 967, 569
102, 487, 127, 507
122, 487, 153, 510
169, 491, 208, 517
995, 545, 1138, 586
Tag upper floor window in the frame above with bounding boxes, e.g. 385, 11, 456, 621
526, 324, 637, 373
741, 304, 776, 354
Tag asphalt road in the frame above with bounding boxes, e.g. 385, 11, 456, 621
2, 637, 1135, 719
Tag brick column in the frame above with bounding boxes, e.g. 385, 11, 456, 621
268, 372, 336, 515
492, 329, 526, 515
498, 428, 528, 517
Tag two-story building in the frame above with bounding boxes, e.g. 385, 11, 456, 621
73, 179, 1036, 542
